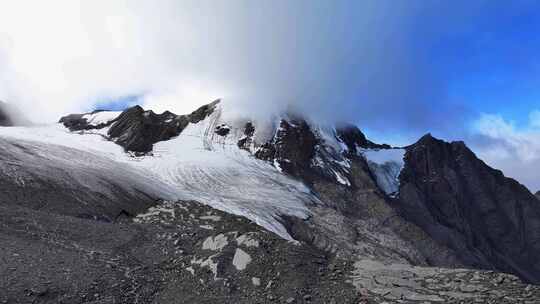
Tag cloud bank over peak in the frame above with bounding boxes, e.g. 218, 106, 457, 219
470, 111, 540, 192
2, 0, 528, 128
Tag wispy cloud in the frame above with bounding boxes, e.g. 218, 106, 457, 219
470, 111, 540, 192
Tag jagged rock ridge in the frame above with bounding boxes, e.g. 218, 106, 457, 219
397, 134, 540, 283
60, 99, 220, 153
2, 100, 539, 303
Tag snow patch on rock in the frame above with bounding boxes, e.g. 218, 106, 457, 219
362, 149, 405, 196
83, 111, 121, 126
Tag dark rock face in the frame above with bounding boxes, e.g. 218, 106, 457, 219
536, 191, 540, 200
397, 134, 540, 283
108, 106, 187, 153
254, 118, 350, 186
214, 123, 231, 136
60, 100, 220, 153
108, 100, 219, 153
59, 110, 118, 131
260, 119, 317, 178
335, 124, 391, 153
237, 122, 255, 150
249, 119, 466, 270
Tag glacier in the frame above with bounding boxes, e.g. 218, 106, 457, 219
0, 107, 317, 239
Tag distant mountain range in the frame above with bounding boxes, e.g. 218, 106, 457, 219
1, 100, 539, 303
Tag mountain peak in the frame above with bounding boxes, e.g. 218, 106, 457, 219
400, 131, 540, 283
335, 123, 390, 153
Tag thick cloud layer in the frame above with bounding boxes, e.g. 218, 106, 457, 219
0, 1, 526, 125
468, 111, 540, 192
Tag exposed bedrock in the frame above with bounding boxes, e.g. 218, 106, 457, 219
397, 134, 540, 283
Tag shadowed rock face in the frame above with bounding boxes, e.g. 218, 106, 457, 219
536, 191, 540, 200
250, 118, 465, 270
397, 134, 540, 283
335, 124, 390, 153
253, 119, 389, 188
59, 110, 116, 131
108, 100, 219, 153
255, 119, 317, 179
108, 106, 187, 152
60, 100, 220, 153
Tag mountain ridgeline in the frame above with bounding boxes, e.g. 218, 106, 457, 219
1, 100, 539, 303
58, 100, 540, 283
398, 135, 540, 283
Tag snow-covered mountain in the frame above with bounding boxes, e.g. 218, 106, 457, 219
2, 100, 540, 303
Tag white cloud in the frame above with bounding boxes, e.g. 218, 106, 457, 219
0, 0, 462, 125
0, 0, 237, 121
471, 112, 540, 192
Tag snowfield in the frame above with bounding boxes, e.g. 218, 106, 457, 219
0, 108, 316, 240
362, 148, 405, 196
83, 111, 122, 126
0, 103, 405, 239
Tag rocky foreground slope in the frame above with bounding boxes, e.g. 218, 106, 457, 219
1, 100, 540, 303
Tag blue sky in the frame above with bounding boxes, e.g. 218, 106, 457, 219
91, 95, 142, 112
